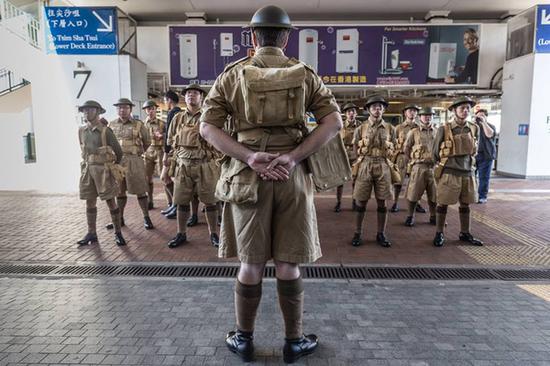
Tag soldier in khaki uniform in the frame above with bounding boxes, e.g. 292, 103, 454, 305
351, 96, 396, 248
334, 102, 360, 213
391, 104, 427, 213
199, 5, 342, 363
163, 84, 221, 248
108, 98, 155, 230
432, 96, 483, 247
77, 100, 126, 246
403, 107, 438, 227
142, 100, 166, 209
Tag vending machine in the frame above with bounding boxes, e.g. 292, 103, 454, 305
428, 43, 457, 79
336, 28, 359, 73
178, 34, 198, 79
299, 29, 319, 72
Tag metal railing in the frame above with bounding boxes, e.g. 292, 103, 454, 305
0, 68, 29, 96
0, 0, 41, 48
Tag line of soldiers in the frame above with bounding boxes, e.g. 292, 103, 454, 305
338, 95, 483, 248
76, 84, 221, 248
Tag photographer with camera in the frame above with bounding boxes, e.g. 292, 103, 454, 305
474, 109, 496, 204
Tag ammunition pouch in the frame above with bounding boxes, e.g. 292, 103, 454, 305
215, 158, 259, 204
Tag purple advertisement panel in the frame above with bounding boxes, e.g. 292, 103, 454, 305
169, 24, 479, 86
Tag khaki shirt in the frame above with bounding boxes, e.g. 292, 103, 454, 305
200, 47, 339, 134
395, 119, 417, 153
79, 122, 123, 163
109, 117, 150, 155
167, 108, 212, 160
340, 118, 360, 147
353, 117, 396, 157
432, 119, 478, 176
404, 124, 436, 164
145, 117, 165, 147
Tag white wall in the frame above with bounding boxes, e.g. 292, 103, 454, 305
136, 26, 169, 73
526, 53, 550, 177
478, 23, 507, 89
497, 54, 533, 177
0, 26, 148, 193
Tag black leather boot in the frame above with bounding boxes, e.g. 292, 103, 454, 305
168, 233, 187, 248
459, 232, 484, 246
225, 330, 254, 362
210, 233, 220, 247
77, 233, 98, 246
115, 232, 126, 246
106, 217, 125, 229
429, 216, 436, 225
161, 204, 175, 215
333, 202, 341, 213
144, 216, 154, 230
187, 214, 198, 227
415, 203, 427, 213
376, 232, 391, 247
283, 334, 319, 364
351, 232, 362, 247
433, 232, 445, 247
390, 202, 399, 213
404, 216, 415, 227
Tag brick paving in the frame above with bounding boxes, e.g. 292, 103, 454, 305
0, 277, 550, 365
0, 177, 549, 266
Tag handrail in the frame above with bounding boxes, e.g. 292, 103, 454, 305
0, 68, 29, 96
0, 0, 41, 49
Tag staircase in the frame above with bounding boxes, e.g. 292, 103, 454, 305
0, 68, 29, 97
0, 0, 41, 49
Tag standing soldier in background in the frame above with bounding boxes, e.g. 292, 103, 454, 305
200, 5, 342, 363
163, 84, 220, 248
142, 100, 166, 210
432, 96, 483, 247
403, 107, 438, 227
351, 96, 395, 248
391, 104, 426, 213
161, 90, 182, 219
334, 102, 360, 213
107, 98, 154, 230
77, 100, 126, 246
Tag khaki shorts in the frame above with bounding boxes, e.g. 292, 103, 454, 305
79, 163, 119, 201
406, 163, 437, 203
173, 159, 219, 205
144, 146, 163, 178
353, 157, 393, 202
120, 154, 148, 196
219, 163, 321, 264
395, 153, 408, 186
436, 173, 477, 205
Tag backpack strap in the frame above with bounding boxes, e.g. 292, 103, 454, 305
100, 126, 108, 147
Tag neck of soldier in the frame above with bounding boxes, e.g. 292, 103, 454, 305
455, 116, 467, 126
187, 104, 200, 114
347, 117, 356, 126
369, 115, 382, 124
87, 117, 100, 128
405, 118, 415, 124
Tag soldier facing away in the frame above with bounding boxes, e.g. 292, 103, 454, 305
432, 96, 483, 247
77, 100, 126, 246
199, 5, 342, 363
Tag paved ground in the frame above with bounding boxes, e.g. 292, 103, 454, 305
0, 177, 549, 267
0, 277, 549, 366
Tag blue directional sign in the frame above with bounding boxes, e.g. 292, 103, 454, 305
44, 7, 118, 55
535, 4, 550, 53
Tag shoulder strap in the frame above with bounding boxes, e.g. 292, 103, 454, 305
443, 123, 455, 155
414, 128, 421, 145
100, 126, 108, 147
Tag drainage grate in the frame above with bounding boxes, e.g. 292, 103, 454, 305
494, 269, 550, 280
0, 263, 549, 281
0, 265, 57, 275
